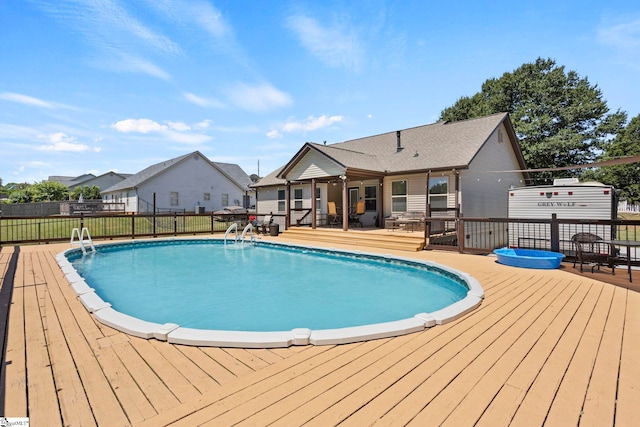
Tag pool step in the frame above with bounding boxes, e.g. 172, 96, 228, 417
277, 228, 425, 252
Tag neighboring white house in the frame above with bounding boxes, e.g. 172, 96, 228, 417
252, 112, 529, 231
101, 151, 255, 213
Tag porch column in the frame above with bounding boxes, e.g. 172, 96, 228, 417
311, 179, 317, 229
454, 169, 460, 216
425, 171, 431, 241
341, 175, 348, 231
285, 181, 291, 230
378, 179, 383, 228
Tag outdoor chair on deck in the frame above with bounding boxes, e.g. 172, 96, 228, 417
327, 202, 340, 227
260, 214, 273, 234
349, 200, 365, 227
571, 232, 615, 273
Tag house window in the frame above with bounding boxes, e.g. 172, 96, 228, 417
294, 188, 303, 209
277, 189, 286, 212
221, 193, 229, 207
204, 192, 210, 201
391, 180, 407, 212
315, 187, 321, 211
429, 177, 448, 209
364, 185, 377, 212
170, 192, 179, 206
125, 192, 129, 207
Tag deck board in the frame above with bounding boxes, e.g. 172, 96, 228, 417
616, 290, 640, 427
1, 238, 638, 426
34, 252, 96, 427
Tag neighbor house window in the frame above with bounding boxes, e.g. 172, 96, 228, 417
277, 189, 286, 212
429, 177, 448, 209
391, 180, 407, 212
294, 188, 303, 209
170, 192, 179, 206
364, 185, 377, 212
221, 193, 229, 207
204, 192, 210, 201
125, 191, 129, 207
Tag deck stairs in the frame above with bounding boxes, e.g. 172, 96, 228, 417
278, 227, 426, 252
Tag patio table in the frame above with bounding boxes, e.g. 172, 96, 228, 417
604, 239, 640, 282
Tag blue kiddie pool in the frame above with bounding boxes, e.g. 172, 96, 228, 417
493, 247, 565, 269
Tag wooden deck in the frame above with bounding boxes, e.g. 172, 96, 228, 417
1, 237, 639, 426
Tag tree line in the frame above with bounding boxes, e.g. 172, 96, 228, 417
0, 179, 101, 204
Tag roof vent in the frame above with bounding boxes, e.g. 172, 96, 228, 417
396, 130, 403, 152
553, 178, 579, 186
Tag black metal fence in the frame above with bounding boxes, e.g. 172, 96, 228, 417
426, 215, 640, 258
0, 212, 251, 245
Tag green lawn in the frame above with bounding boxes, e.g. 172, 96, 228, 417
0, 214, 234, 244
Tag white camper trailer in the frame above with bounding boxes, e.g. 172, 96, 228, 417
507, 178, 617, 250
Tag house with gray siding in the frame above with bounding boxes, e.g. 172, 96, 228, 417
49, 172, 131, 192
252, 112, 529, 236
101, 151, 255, 213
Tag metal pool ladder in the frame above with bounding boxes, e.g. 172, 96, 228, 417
70, 227, 95, 254
224, 222, 256, 245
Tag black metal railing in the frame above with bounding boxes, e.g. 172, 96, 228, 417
0, 212, 250, 245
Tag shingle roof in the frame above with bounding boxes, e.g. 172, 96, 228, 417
102, 151, 252, 193
307, 112, 511, 174
252, 113, 526, 188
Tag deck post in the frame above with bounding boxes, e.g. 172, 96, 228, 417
341, 176, 348, 231
551, 213, 560, 252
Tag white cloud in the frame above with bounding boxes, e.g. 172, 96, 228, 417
281, 115, 343, 133
267, 129, 282, 139
195, 119, 212, 129
37, 132, 91, 152
598, 18, 640, 50
35, 0, 179, 80
111, 117, 211, 144
286, 14, 362, 71
112, 118, 168, 133
267, 115, 343, 138
167, 121, 191, 131
0, 92, 75, 109
183, 92, 225, 108
227, 83, 292, 113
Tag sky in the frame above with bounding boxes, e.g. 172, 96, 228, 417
1, 0, 640, 185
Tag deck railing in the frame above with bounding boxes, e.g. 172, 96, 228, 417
425, 215, 640, 258
2, 212, 639, 260
0, 212, 249, 245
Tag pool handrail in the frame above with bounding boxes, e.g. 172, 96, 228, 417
223, 223, 239, 244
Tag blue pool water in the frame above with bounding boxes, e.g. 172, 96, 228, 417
67, 240, 469, 332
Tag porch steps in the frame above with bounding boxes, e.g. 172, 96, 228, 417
278, 227, 425, 252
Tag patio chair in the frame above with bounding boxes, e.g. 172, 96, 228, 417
349, 200, 365, 227
260, 214, 273, 234
571, 232, 614, 273
328, 202, 340, 227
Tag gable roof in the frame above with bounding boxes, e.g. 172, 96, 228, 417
48, 173, 96, 187
102, 151, 253, 193
298, 112, 521, 174
254, 112, 527, 187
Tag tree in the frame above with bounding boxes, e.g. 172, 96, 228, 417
71, 185, 102, 200
584, 114, 640, 204
9, 188, 33, 203
440, 58, 626, 183
30, 181, 69, 202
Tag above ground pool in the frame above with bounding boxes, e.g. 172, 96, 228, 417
58, 239, 483, 347
493, 247, 565, 269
